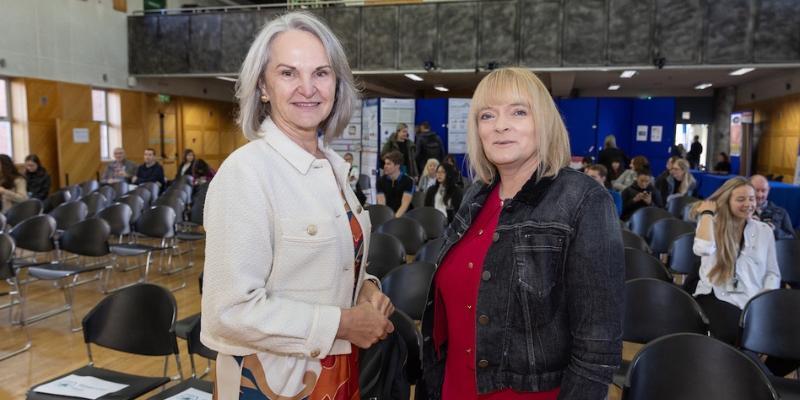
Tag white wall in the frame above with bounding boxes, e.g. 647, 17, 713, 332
0, 0, 129, 89
736, 69, 800, 105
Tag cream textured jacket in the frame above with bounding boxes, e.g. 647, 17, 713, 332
201, 118, 374, 359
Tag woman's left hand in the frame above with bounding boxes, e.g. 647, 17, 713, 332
357, 280, 395, 317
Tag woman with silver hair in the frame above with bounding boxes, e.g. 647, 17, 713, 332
202, 11, 394, 399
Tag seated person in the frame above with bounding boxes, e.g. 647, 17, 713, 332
578, 156, 593, 172
424, 163, 463, 224
613, 155, 652, 192
586, 164, 622, 217
656, 158, 698, 205
376, 151, 414, 217
714, 152, 732, 174
192, 158, 216, 186
621, 171, 663, 220
24, 154, 51, 201
101, 147, 138, 184
750, 174, 796, 240
132, 148, 166, 191
654, 156, 681, 190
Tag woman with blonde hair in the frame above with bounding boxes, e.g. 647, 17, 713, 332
657, 158, 697, 204
417, 158, 439, 192
598, 134, 630, 174
690, 177, 780, 344
612, 155, 651, 192
421, 67, 623, 399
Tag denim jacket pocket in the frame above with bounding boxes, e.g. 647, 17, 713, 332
513, 232, 564, 326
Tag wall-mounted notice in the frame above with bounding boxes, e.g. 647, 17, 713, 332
636, 125, 648, 142
73, 128, 90, 143
379, 98, 415, 149
448, 98, 471, 154
332, 100, 362, 152
361, 99, 379, 152
651, 126, 663, 142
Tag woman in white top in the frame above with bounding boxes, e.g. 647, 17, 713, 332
416, 158, 439, 193
343, 152, 359, 191
690, 177, 780, 344
424, 163, 462, 224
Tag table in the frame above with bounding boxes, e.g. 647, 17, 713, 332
698, 174, 800, 228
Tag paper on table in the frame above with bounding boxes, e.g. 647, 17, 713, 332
33, 374, 129, 399
164, 387, 213, 400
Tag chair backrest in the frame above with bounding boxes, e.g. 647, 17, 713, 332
59, 218, 111, 257
367, 204, 395, 232
109, 181, 129, 201
141, 182, 160, 200
5, 198, 44, 228
619, 219, 630, 231
629, 207, 673, 238
621, 230, 650, 253
381, 261, 436, 320
624, 248, 673, 282
682, 203, 697, 222
130, 187, 153, 208
163, 184, 190, 205
64, 184, 83, 202
411, 190, 425, 209
48, 201, 89, 232
42, 189, 71, 214
136, 205, 176, 239
186, 185, 207, 225
0, 234, 16, 281
646, 218, 696, 255
666, 196, 700, 219
390, 309, 423, 382
623, 278, 708, 344
666, 233, 700, 275
186, 316, 217, 361
375, 218, 427, 255
82, 283, 178, 356
358, 174, 371, 189
79, 192, 108, 218
153, 195, 185, 223
775, 238, 800, 284
118, 194, 145, 225
413, 237, 445, 263
739, 289, 800, 360
366, 232, 407, 280
95, 203, 133, 237
403, 206, 447, 240
623, 333, 778, 400
78, 180, 99, 197
9, 214, 56, 253
96, 186, 117, 207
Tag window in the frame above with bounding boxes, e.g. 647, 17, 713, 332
0, 79, 12, 157
93, 89, 120, 160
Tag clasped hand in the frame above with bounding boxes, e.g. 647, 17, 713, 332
336, 280, 395, 349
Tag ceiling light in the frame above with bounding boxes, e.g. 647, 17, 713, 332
729, 68, 755, 76
404, 74, 423, 82
608, 84, 621, 91
620, 70, 636, 78
433, 85, 449, 92
216, 76, 237, 82
695, 83, 713, 90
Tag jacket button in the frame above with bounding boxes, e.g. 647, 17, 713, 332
478, 229, 484, 235
478, 315, 489, 325
356, 205, 363, 214
481, 271, 491, 281
307, 225, 318, 236
492, 232, 500, 242
478, 360, 489, 368
468, 262, 474, 269
310, 349, 320, 358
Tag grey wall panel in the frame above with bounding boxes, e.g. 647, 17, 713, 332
326, 8, 361, 70
705, 0, 752, 64
189, 14, 221, 73
479, 1, 519, 67
159, 16, 190, 74
754, 0, 800, 62
520, 1, 562, 67
563, 0, 606, 66
361, 7, 398, 70
220, 13, 258, 74
608, 0, 653, 65
398, 4, 437, 70
128, 16, 159, 74
438, 3, 477, 69
654, 0, 703, 64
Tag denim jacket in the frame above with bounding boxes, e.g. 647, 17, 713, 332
421, 168, 625, 399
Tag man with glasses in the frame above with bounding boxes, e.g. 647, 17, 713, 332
101, 147, 138, 184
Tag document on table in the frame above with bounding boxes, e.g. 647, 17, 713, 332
164, 387, 213, 400
33, 374, 129, 399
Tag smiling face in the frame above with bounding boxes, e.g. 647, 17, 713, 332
260, 29, 336, 139
729, 185, 756, 222
636, 174, 650, 190
670, 164, 686, 180
477, 101, 537, 175
750, 176, 770, 208
426, 161, 437, 177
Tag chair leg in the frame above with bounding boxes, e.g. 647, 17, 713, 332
0, 277, 31, 361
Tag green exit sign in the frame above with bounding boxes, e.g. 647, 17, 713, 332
158, 94, 170, 103
144, 0, 167, 10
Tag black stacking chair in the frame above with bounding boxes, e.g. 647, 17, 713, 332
624, 248, 673, 282
146, 316, 215, 399
141, 181, 161, 200
682, 203, 697, 222
42, 189, 71, 214
391, 309, 423, 383
775, 239, 800, 286
367, 204, 395, 232
79, 192, 108, 218
96, 185, 117, 207
26, 284, 183, 400
666, 196, 700, 219
48, 201, 89, 233
154, 195, 186, 224
622, 230, 650, 253
666, 233, 700, 278
63, 184, 83, 202
366, 232, 406, 280
130, 186, 153, 208
118, 194, 145, 232
622, 333, 778, 400
175, 188, 206, 270
381, 261, 436, 320
646, 218, 695, 255
0, 233, 30, 361
109, 181, 129, 201
95, 203, 133, 239
629, 206, 673, 239
413, 237, 445, 263
9, 214, 57, 269
375, 218, 427, 255
78, 180, 99, 197
404, 206, 447, 240
5, 199, 44, 230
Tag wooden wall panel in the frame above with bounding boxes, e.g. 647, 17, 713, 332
56, 120, 102, 186
58, 83, 92, 122
25, 80, 59, 123
738, 92, 800, 179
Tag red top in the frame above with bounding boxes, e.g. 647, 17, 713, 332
433, 185, 560, 400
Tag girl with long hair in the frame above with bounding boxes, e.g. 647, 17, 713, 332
657, 158, 697, 204
176, 149, 195, 180
690, 177, 780, 344
424, 163, 462, 223
24, 154, 51, 200
0, 154, 28, 212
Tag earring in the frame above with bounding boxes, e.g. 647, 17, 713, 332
260, 95, 268, 104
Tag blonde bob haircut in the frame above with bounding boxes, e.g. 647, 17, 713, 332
467, 67, 571, 184
235, 11, 359, 145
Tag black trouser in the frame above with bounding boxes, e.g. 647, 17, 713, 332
695, 294, 741, 345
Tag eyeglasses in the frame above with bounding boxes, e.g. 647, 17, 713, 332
669, 167, 682, 171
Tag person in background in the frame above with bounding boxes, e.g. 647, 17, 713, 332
101, 147, 138, 184
175, 149, 195, 181
749, 174, 796, 240
24, 154, 51, 201
598, 134, 630, 175
586, 164, 622, 217
191, 158, 216, 186
655, 156, 681, 188
578, 155, 593, 172
673, 143, 688, 159
380, 123, 418, 179
714, 152, 731, 174
688, 135, 703, 169
613, 155, 652, 192
132, 148, 166, 190
415, 121, 445, 173
343, 153, 359, 191
621, 170, 663, 220
443, 154, 465, 188
690, 177, 780, 345
424, 163, 463, 224
421, 67, 623, 400
416, 158, 440, 193
0, 154, 28, 212
377, 151, 414, 217
608, 156, 624, 182
657, 158, 697, 205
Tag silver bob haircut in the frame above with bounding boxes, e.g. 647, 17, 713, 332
235, 11, 359, 144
